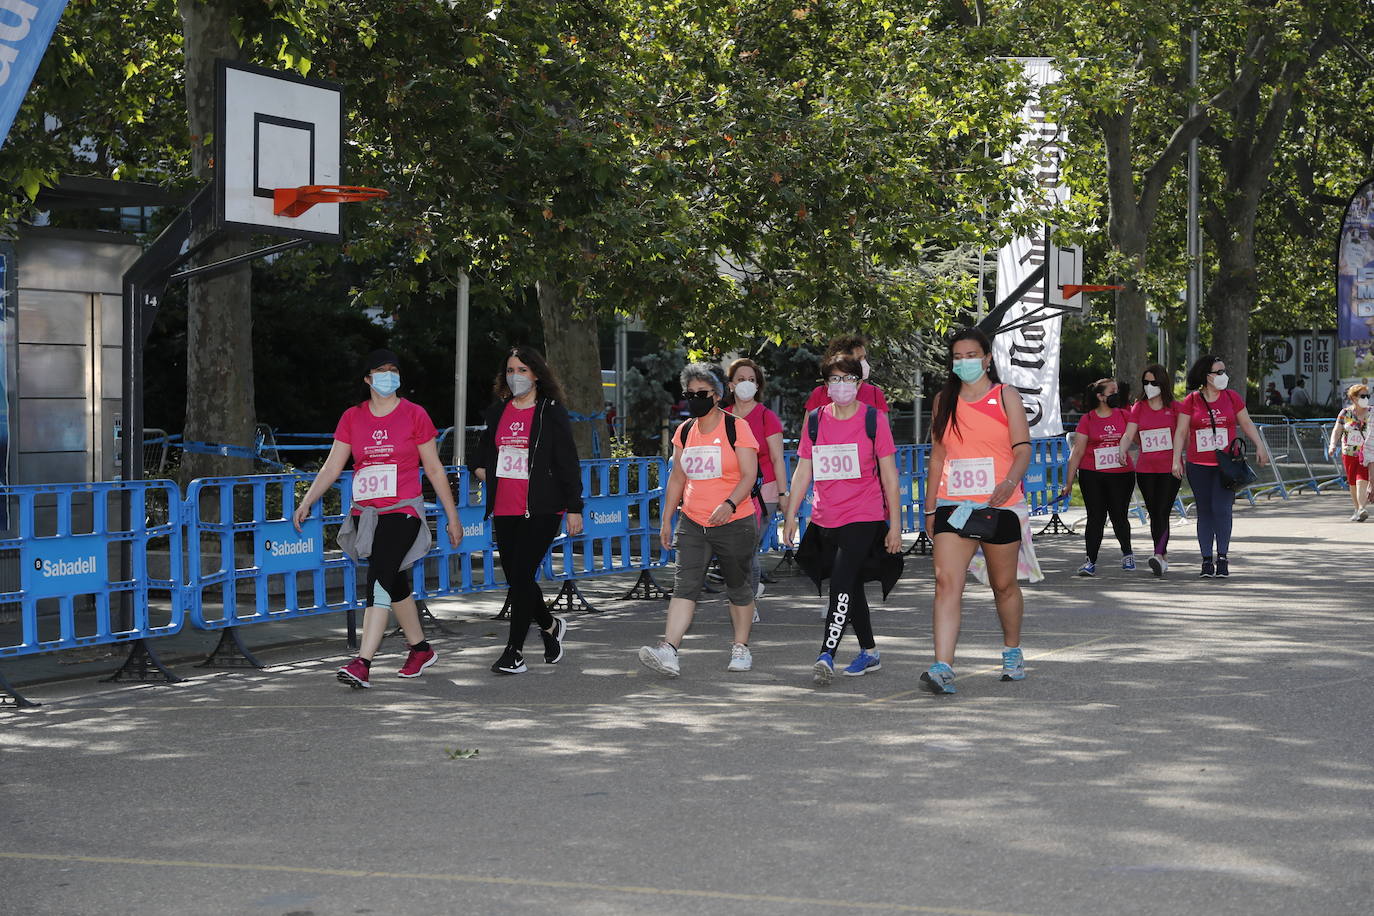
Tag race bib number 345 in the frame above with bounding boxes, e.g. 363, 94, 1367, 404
812, 442, 861, 481
947, 457, 995, 497
352, 463, 397, 501
681, 445, 723, 480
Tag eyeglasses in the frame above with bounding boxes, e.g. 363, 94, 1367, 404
826, 375, 861, 385
683, 390, 715, 400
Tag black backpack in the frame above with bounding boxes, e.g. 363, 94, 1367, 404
676, 413, 764, 502
806, 405, 880, 476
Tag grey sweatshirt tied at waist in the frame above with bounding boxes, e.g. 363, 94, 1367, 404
336, 497, 432, 571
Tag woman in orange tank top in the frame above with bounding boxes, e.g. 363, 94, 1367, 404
921, 328, 1033, 695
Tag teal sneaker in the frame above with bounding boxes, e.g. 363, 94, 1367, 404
920, 662, 957, 695
842, 649, 881, 677
1001, 648, 1026, 681
813, 652, 835, 686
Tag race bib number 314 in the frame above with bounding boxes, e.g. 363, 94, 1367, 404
1140, 428, 1173, 453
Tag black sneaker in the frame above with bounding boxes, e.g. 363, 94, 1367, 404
541, 616, 567, 664
491, 647, 527, 675
1200, 558, 1215, 578
1215, 557, 1229, 578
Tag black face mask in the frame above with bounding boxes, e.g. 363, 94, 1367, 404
1105, 393, 1121, 409
686, 395, 715, 418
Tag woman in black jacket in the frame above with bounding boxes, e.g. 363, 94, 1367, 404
470, 346, 585, 674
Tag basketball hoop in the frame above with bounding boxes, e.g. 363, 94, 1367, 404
273, 184, 389, 218
1061, 284, 1123, 299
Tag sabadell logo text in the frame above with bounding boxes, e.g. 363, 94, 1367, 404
590, 511, 623, 525
35, 556, 98, 577
264, 538, 316, 557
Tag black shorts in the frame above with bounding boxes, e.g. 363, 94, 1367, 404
366, 513, 422, 606
932, 505, 1021, 545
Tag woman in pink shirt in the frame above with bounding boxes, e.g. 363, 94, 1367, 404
1118, 363, 1180, 576
1062, 379, 1135, 577
724, 357, 787, 597
1170, 354, 1269, 578
293, 349, 462, 689
783, 354, 902, 685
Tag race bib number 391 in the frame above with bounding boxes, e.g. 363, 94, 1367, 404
681, 445, 723, 480
352, 463, 397, 501
946, 457, 995, 497
812, 442, 861, 481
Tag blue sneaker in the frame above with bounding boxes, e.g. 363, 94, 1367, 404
920, 662, 957, 695
1001, 648, 1025, 681
842, 649, 881, 677
813, 652, 835, 686
1122, 554, 1136, 571
1077, 561, 1096, 577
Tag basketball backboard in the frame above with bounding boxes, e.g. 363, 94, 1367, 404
1046, 236, 1084, 309
215, 61, 344, 242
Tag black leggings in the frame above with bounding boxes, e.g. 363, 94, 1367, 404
1135, 472, 1181, 556
494, 513, 561, 651
1078, 468, 1135, 563
816, 521, 885, 656
366, 513, 422, 607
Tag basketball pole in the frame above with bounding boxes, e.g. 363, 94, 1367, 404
453, 270, 470, 468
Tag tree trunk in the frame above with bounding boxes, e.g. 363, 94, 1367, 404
536, 280, 604, 459
178, 0, 254, 484
1205, 239, 1256, 404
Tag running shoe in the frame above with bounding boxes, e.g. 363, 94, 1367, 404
752, 608, 760, 623
1077, 561, 1096, 577
1360, 508, 1369, 522
1200, 558, 1215, 578
1121, 554, 1136, 571
638, 642, 680, 677
491, 647, 527, 675
1215, 557, 1230, 578
1352, 510, 1363, 522
813, 652, 835, 686
1001, 648, 1026, 682
1148, 554, 1167, 577
842, 649, 881, 677
336, 657, 371, 689
920, 662, 957, 695
541, 616, 567, 664
727, 643, 753, 672
397, 647, 437, 678
755, 581, 766, 599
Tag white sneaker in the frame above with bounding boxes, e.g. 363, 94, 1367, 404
1147, 554, 1168, 577
1361, 508, 1370, 522
1352, 510, 1365, 522
752, 608, 760, 623
727, 643, 752, 672
638, 643, 680, 677
755, 581, 766, 598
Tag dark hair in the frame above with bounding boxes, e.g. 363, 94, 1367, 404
1185, 354, 1224, 391
493, 345, 567, 403
822, 334, 868, 362
722, 358, 766, 407
931, 327, 999, 444
1084, 378, 1114, 410
1140, 363, 1173, 406
819, 354, 863, 380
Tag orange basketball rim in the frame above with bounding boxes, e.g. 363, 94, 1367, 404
273, 184, 389, 218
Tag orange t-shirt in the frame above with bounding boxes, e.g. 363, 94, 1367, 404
676, 413, 759, 526
934, 384, 1024, 505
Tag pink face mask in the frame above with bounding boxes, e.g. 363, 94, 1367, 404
828, 380, 859, 406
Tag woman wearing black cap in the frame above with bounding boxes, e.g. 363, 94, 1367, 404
294, 349, 462, 688
471, 346, 584, 674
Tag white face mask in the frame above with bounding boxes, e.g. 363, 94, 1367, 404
1211, 372, 1229, 390
1143, 383, 1161, 399
1359, 397, 1370, 409
859, 358, 871, 380
733, 380, 758, 401
828, 380, 859, 406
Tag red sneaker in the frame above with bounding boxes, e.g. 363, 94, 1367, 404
397, 647, 437, 678
336, 657, 371, 689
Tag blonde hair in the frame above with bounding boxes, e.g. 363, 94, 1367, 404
1348, 383, 1369, 402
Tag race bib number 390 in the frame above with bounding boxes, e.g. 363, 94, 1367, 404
1140, 427, 1173, 453
812, 442, 861, 481
1195, 428, 1229, 452
681, 445, 723, 480
352, 463, 397, 501
496, 445, 529, 480
947, 457, 995, 497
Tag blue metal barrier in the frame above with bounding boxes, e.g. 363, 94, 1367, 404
0, 480, 184, 668
409, 466, 506, 601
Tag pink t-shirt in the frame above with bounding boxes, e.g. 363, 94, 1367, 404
1076, 408, 1133, 473
492, 402, 535, 517
804, 381, 890, 413
1128, 400, 1180, 474
1182, 389, 1244, 466
727, 402, 783, 483
798, 404, 896, 527
334, 398, 437, 517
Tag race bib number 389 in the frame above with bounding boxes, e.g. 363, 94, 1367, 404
946, 457, 995, 498
352, 463, 397, 501
681, 445, 723, 480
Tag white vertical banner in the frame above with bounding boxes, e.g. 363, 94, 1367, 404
993, 58, 1066, 438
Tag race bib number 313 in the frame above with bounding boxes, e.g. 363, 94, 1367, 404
352, 463, 397, 501
946, 457, 995, 497
681, 445, 723, 480
1195, 428, 1229, 452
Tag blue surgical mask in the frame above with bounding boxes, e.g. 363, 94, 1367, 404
370, 371, 400, 396
953, 358, 986, 383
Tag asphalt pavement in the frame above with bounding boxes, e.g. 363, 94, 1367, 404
2, 492, 1372, 916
